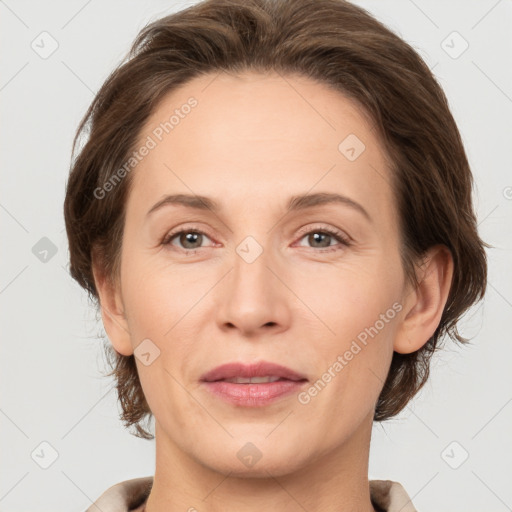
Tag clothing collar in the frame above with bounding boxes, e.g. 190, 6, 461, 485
86, 476, 418, 512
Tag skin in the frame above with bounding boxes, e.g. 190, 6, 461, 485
93, 71, 454, 512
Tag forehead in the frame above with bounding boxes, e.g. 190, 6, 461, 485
129, 71, 394, 218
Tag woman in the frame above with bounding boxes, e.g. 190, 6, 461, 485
63, 0, 488, 510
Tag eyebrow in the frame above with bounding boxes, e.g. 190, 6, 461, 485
146, 192, 372, 222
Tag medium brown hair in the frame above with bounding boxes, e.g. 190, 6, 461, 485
64, 0, 488, 439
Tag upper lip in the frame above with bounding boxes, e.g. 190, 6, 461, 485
200, 361, 308, 382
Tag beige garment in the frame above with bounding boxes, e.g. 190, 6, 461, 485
85, 476, 418, 512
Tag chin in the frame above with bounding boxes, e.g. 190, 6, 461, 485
205, 452, 309, 479
187, 432, 316, 478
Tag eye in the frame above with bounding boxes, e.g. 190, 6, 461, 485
295, 226, 351, 252
161, 228, 214, 251
161, 225, 351, 253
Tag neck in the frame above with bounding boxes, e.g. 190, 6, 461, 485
144, 415, 376, 512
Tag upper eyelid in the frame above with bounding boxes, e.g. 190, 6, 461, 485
164, 225, 215, 241
164, 223, 347, 238
295, 222, 350, 240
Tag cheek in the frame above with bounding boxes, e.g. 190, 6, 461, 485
298, 290, 397, 438
119, 245, 201, 339
299, 257, 401, 341
297, 257, 402, 400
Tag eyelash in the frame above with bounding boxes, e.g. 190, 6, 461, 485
161, 225, 351, 253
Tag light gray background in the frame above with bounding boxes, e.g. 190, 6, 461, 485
1, 1, 511, 511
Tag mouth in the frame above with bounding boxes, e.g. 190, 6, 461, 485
200, 361, 308, 407
217, 376, 301, 384
200, 361, 308, 383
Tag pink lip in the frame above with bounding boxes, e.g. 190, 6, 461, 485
200, 361, 307, 382
200, 361, 308, 407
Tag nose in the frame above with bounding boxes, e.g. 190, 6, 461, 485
214, 239, 291, 338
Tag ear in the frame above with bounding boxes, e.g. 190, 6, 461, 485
92, 258, 133, 356
394, 245, 454, 354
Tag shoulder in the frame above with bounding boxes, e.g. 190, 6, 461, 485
369, 479, 418, 512
84, 476, 153, 512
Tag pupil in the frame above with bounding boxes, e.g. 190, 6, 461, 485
182, 232, 201, 248
310, 232, 329, 247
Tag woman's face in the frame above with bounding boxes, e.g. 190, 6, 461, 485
108, 71, 410, 475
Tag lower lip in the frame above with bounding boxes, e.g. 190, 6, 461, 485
201, 380, 307, 406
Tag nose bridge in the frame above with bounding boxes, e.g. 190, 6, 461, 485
215, 229, 288, 332
230, 204, 277, 284
231, 232, 274, 300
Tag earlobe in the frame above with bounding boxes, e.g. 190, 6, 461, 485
92, 261, 133, 356
393, 245, 454, 354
